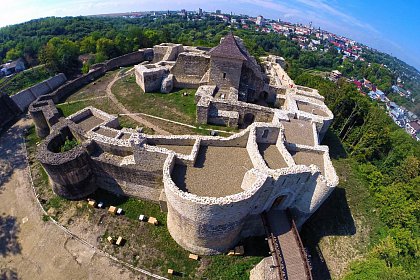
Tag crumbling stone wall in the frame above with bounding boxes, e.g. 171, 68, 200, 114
153, 43, 183, 63
36, 122, 97, 200
28, 99, 60, 138
135, 65, 167, 93
171, 52, 210, 88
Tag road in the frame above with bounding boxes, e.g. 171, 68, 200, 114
0, 117, 152, 280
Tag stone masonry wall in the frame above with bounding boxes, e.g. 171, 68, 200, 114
171, 53, 210, 88
209, 57, 243, 90
11, 73, 67, 111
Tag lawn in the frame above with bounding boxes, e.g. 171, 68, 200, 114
57, 96, 120, 117
112, 74, 198, 125
65, 69, 120, 102
2, 65, 51, 96
300, 130, 383, 279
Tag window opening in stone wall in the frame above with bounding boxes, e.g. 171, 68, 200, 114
223, 72, 226, 79
262, 129, 269, 138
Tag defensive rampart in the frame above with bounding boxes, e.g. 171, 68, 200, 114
11, 73, 67, 111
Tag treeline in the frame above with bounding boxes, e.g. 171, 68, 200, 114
294, 73, 419, 279
0, 16, 405, 96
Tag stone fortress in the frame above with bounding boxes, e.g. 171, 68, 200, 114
29, 34, 338, 279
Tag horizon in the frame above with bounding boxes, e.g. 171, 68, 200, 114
1, 0, 419, 72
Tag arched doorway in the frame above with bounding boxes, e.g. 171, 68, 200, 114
261, 91, 268, 100
271, 195, 286, 210
243, 113, 255, 127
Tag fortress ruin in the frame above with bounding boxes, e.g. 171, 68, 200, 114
29, 34, 338, 280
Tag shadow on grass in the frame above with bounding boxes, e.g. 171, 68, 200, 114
88, 188, 129, 206
300, 187, 356, 280
321, 129, 347, 160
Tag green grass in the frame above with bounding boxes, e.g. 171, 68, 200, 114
59, 137, 79, 152
88, 188, 265, 279
57, 100, 88, 117
113, 75, 197, 124
301, 130, 384, 279
2, 65, 51, 96
118, 115, 155, 135
57, 97, 120, 117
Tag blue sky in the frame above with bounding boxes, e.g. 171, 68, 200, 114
1, 0, 419, 71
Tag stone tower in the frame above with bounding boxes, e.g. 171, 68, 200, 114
208, 33, 247, 91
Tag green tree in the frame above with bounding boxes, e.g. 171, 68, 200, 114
39, 37, 80, 75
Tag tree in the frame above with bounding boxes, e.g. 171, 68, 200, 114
80, 35, 97, 54
96, 37, 116, 59
39, 37, 80, 75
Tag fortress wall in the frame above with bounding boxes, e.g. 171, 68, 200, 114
135, 65, 166, 93
270, 63, 294, 86
292, 172, 332, 226
97, 176, 161, 202
255, 126, 280, 144
37, 126, 97, 200
164, 154, 272, 254
171, 53, 210, 88
91, 138, 133, 157
246, 128, 268, 171
146, 136, 198, 146
152, 45, 168, 63
208, 101, 275, 125
164, 152, 319, 254
91, 157, 163, 191
11, 73, 67, 111
52, 67, 106, 103
29, 99, 61, 138
200, 131, 250, 147
105, 49, 152, 71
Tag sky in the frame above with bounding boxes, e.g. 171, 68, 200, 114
1, 0, 419, 71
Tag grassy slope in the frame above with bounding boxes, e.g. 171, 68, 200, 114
300, 130, 384, 279
1, 66, 51, 95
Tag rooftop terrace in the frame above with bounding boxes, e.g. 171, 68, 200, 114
258, 144, 288, 169
281, 119, 315, 146
290, 149, 325, 176
74, 114, 104, 131
171, 145, 253, 197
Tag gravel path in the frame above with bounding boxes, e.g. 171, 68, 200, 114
106, 69, 170, 135
0, 118, 159, 280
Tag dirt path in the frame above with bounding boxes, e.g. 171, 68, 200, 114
106, 70, 170, 135
0, 118, 154, 280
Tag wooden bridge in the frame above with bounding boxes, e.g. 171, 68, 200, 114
261, 209, 312, 280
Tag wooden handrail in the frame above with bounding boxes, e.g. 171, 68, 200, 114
261, 213, 288, 280
286, 209, 313, 280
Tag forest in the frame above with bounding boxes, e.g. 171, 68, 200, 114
0, 15, 418, 279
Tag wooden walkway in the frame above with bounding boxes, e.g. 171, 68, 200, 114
262, 209, 312, 280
